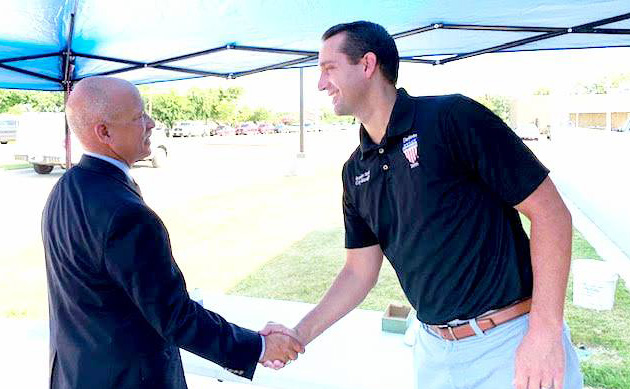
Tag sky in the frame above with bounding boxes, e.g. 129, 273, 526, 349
146, 46, 630, 114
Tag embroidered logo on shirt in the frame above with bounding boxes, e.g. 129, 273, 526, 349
402, 133, 419, 168
355, 170, 370, 186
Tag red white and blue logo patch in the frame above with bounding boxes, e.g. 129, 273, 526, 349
402, 133, 419, 168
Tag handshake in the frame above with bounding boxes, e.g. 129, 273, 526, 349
258, 322, 305, 370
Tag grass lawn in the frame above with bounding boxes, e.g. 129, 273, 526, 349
1, 145, 627, 388
0, 162, 30, 170
230, 218, 629, 389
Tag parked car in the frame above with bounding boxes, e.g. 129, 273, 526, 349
305, 123, 322, 132
237, 122, 258, 135
14, 112, 169, 174
0, 115, 19, 144
284, 124, 300, 133
258, 123, 276, 134
245, 123, 260, 135
145, 127, 169, 167
514, 123, 539, 141
205, 121, 219, 136
614, 119, 630, 132
216, 125, 236, 136
540, 124, 551, 140
171, 121, 205, 137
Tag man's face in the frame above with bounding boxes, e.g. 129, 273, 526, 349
105, 87, 154, 165
318, 33, 367, 116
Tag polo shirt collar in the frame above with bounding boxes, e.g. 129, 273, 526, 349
359, 88, 415, 159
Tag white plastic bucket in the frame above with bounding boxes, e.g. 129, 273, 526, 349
572, 259, 618, 310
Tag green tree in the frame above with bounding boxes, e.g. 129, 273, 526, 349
215, 99, 238, 124
475, 95, 513, 126
27, 91, 64, 112
0, 90, 64, 113
187, 88, 218, 122
236, 106, 253, 123
608, 73, 630, 89
248, 107, 271, 123
185, 87, 243, 123
320, 108, 354, 124
533, 87, 551, 96
143, 87, 244, 127
150, 92, 189, 129
213, 87, 242, 123
0, 90, 27, 113
582, 83, 607, 95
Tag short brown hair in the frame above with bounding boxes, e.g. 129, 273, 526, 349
322, 21, 399, 85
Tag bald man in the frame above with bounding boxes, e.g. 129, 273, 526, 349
42, 77, 303, 389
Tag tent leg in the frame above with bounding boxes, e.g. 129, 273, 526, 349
299, 67, 305, 156
62, 3, 77, 170
64, 87, 72, 169
288, 68, 307, 176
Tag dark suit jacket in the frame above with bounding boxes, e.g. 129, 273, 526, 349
42, 155, 261, 389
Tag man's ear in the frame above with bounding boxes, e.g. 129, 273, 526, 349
363, 52, 378, 79
93, 123, 112, 145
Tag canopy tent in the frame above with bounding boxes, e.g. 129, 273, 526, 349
1, 0, 630, 91
2, 0, 630, 165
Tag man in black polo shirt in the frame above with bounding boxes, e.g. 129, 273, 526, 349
262, 21, 582, 389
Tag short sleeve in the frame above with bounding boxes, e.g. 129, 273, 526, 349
443, 95, 549, 206
342, 164, 379, 249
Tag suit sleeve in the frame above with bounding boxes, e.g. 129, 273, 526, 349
103, 203, 262, 379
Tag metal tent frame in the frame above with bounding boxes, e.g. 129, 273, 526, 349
1, 7, 630, 167
1, 12, 629, 87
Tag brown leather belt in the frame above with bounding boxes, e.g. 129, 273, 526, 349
428, 298, 531, 341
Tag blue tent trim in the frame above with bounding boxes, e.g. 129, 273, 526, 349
0, 1, 629, 90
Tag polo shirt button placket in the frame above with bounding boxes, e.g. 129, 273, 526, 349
378, 145, 391, 178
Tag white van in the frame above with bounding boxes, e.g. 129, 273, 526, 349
170, 121, 206, 137
14, 112, 169, 174
0, 115, 19, 144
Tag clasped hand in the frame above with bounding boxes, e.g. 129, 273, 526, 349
258, 321, 305, 370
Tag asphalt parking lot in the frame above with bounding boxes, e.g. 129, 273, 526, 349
0, 130, 358, 292
0, 130, 357, 202
2, 128, 629, 310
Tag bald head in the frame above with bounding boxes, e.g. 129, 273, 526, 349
66, 77, 141, 150
66, 76, 154, 165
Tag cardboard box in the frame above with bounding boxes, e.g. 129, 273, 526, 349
382, 303, 412, 334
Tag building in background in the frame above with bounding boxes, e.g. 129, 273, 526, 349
512, 93, 630, 134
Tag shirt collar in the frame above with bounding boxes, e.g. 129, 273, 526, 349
359, 88, 416, 159
83, 151, 131, 179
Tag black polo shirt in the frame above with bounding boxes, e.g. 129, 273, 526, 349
341, 89, 549, 324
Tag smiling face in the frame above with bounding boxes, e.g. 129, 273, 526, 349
317, 32, 368, 117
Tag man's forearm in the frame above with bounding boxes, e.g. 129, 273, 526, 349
295, 262, 379, 345
527, 202, 572, 334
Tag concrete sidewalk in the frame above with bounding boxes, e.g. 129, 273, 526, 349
1, 294, 413, 389
0, 318, 254, 389
526, 134, 630, 285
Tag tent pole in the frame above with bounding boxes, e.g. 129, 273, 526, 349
64, 86, 72, 169
299, 67, 304, 155
62, 2, 78, 169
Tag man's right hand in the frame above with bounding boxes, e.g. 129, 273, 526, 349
260, 322, 305, 344
259, 331, 304, 369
